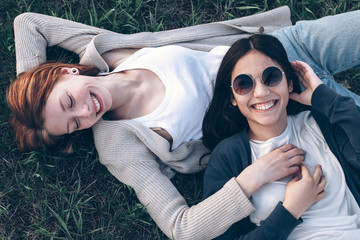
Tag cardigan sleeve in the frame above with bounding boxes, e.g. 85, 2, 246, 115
203, 136, 301, 240
14, 12, 110, 75
311, 84, 360, 169
92, 120, 255, 240
212, 203, 301, 240
14, 6, 292, 76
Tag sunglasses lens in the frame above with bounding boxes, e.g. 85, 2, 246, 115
233, 75, 253, 95
262, 66, 283, 87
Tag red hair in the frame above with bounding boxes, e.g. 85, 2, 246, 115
7, 62, 99, 151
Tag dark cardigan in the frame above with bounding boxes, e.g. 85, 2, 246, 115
203, 84, 360, 240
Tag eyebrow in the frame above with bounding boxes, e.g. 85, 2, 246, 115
59, 96, 70, 134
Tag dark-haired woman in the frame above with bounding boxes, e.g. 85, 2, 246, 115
202, 34, 360, 239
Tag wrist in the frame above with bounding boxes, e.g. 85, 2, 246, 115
235, 172, 263, 198
282, 201, 302, 219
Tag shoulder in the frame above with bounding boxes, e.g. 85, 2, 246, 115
203, 130, 250, 197
289, 111, 324, 142
290, 110, 313, 124
206, 130, 250, 175
212, 130, 249, 157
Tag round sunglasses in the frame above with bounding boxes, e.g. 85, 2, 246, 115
231, 66, 284, 96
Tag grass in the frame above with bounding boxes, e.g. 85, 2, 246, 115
1, 0, 360, 239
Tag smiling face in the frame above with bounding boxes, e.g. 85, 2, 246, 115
43, 69, 112, 136
231, 50, 293, 140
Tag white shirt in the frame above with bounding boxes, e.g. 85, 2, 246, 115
112, 45, 226, 149
249, 111, 360, 239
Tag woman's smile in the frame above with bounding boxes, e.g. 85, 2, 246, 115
43, 72, 113, 135
251, 100, 278, 111
90, 92, 102, 116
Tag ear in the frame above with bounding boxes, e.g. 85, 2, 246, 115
288, 80, 293, 93
231, 95, 237, 106
60, 67, 79, 75
60, 68, 73, 75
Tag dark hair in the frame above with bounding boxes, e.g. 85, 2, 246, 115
7, 61, 99, 151
202, 34, 307, 150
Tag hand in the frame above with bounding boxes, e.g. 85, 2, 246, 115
283, 165, 326, 219
289, 60, 323, 106
236, 144, 305, 198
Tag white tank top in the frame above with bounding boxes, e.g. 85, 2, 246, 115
249, 111, 360, 239
112, 45, 226, 149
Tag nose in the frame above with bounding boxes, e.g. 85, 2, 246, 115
77, 103, 91, 118
252, 78, 270, 98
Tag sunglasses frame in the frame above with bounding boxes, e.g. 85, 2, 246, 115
231, 66, 284, 96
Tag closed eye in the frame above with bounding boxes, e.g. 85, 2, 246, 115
74, 118, 79, 129
68, 94, 74, 108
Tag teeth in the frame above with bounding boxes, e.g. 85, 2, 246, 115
91, 94, 100, 113
253, 100, 275, 110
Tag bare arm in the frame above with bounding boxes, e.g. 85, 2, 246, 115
101, 48, 140, 71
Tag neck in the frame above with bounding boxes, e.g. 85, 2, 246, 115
102, 71, 141, 116
247, 115, 288, 141
102, 69, 165, 120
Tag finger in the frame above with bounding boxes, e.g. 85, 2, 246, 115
297, 67, 306, 78
317, 176, 326, 192
295, 60, 307, 67
288, 165, 301, 175
278, 143, 297, 152
292, 67, 305, 80
291, 67, 303, 76
297, 60, 314, 74
288, 154, 305, 167
286, 147, 305, 159
290, 61, 300, 68
296, 61, 322, 86
312, 165, 323, 183
300, 164, 311, 178
293, 62, 308, 80
290, 61, 303, 71
295, 60, 311, 68
289, 92, 301, 102
292, 61, 307, 74
316, 190, 326, 202
290, 62, 303, 74
297, 72, 308, 85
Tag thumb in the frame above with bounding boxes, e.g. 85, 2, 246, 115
289, 92, 300, 102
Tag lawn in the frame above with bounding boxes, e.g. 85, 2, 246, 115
1, 0, 360, 239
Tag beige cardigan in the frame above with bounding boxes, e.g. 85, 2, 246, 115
14, 7, 292, 239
